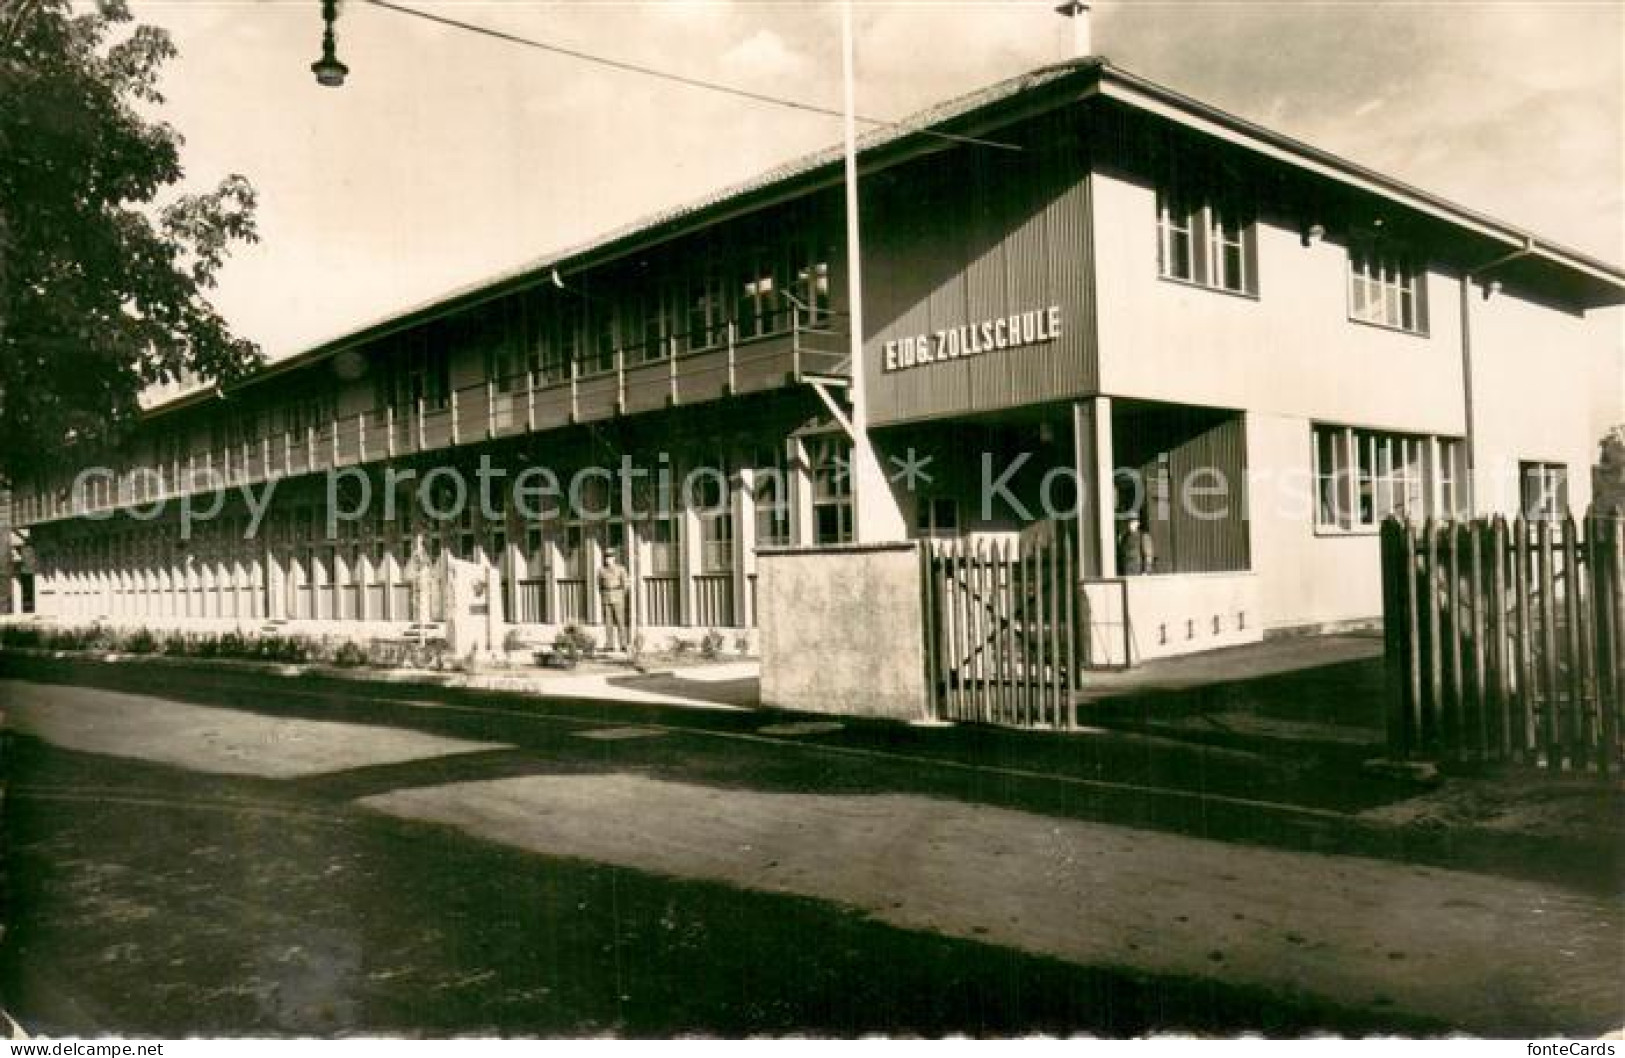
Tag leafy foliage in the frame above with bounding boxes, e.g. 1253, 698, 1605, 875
0, 0, 262, 481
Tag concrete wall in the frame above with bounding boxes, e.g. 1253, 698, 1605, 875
757, 543, 929, 720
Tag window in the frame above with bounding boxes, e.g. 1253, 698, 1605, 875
1349, 248, 1426, 333
915, 496, 959, 539
1520, 462, 1568, 521
684, 274, 725, 352
1157, 187, 1255, 295
753, 446, 791, 548
531, 305, 577, 384
471, 307, 524, 394
1314, 424, 1451, 531
1436, 438, 1465, 519
811, 438, 853, 545
582, 309, 616, 375
386, 338, 451, 411
646, 517, 678, 575
737, 270, 776, 340
790, 245, 831, 326
561, 524, 585, 577
694, 460, 734, 572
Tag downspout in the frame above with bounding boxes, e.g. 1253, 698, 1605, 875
1459, 235, 1537, 516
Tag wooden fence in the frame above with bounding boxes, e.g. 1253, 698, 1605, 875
1380, 513, 1624, 774
922, 531, 1080, 729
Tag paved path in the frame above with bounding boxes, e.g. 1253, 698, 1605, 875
1, 659, 1620, 1036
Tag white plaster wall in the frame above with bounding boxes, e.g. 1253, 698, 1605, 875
1246, 412, 1384, 629
1092, 168, 1466, 435
1092, 167, 1622, 630
1467, 292, 1623, 516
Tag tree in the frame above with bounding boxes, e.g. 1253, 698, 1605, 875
0, 0, 262, 485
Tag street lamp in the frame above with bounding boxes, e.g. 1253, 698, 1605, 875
311, 0, 349, 87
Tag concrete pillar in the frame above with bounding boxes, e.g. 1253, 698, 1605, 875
789, 436, 815, 546
679, 495, 701, 628
1074, 397, 1116, 579
584, 524, 602, 626
266, 546, 286, 621
736, 465, 756, 627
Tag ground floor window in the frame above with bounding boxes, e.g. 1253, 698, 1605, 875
1314, 423, 1455, 531
753, 446, 791, 548
695, 460, 734, 572
811, 438, 853, 545
647, 516, 678, 575
914, 496, 959, 539
1520, 461, 1568, 521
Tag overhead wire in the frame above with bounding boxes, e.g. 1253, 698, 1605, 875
360, 0, 1023, 152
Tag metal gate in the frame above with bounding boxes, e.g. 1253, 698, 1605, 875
922, 526, 1081, 729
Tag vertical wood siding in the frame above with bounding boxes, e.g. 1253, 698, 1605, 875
864, 116, 1098, 425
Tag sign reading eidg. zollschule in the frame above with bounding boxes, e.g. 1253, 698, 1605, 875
881, 306, 1062, 373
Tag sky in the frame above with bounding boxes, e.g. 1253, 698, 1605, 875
134, 0, 1625, 362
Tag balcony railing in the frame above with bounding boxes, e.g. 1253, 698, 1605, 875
20, 313, 850, 526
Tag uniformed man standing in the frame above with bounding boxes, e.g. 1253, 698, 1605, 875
597, 547, 631, 652
1116, 515, 1156, 576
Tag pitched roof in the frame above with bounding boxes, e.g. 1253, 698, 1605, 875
147, 56, 1624, 417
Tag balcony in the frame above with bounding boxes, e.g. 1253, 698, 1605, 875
17, 314, 850, 527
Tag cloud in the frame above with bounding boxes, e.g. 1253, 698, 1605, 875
719, 27, 812, 83
131, 0, 1622, 359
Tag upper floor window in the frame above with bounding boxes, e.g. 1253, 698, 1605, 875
1156, 188, 1256, 296
684, 274, 726, 352
386, 340, 451, 411
790, 244, 832, 327
736, 267, 778, 341
1349, 247, 1427, 334
1520, 461, 1568, 521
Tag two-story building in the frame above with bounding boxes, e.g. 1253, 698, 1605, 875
10, 55, 1623, 664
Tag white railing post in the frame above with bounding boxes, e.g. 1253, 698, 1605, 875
569, 359, 580, 422
792, 309, 802, 378
486, 378, 496, 439
451, 389, 460, 446
726, 320, 737, 394
616, 347, 626, 412
669, 335, 679, 405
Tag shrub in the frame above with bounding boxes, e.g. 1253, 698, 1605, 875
700, 629, 725, 660
0, 625, 43, 649
121, 627, 159, 654
668, 636, 693, 656
554, 624, 597, 664
332, 641, 368, 668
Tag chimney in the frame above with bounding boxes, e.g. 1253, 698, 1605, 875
1055, 0, 1093, 59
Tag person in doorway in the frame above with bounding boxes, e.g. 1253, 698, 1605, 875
1117, 515, 1156, 576
598, 547, 631, 652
